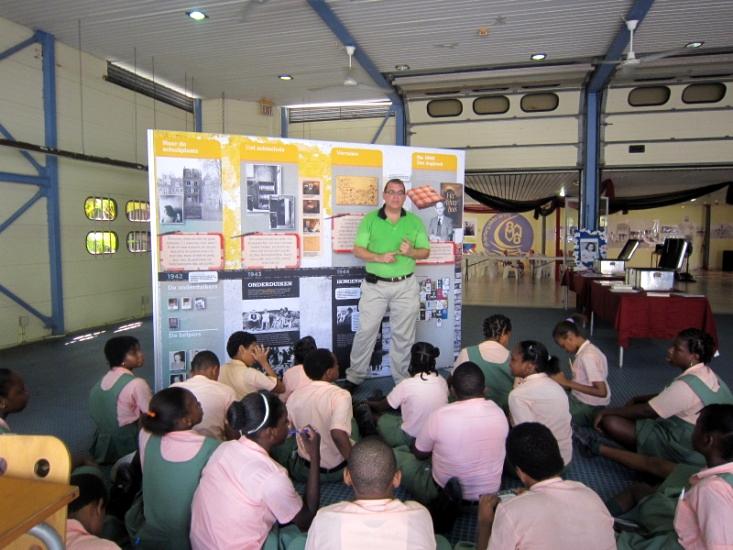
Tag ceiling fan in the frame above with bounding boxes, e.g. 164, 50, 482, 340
238, 0, 269, 23
309, 46, 391, 94
602, 19, 685, 70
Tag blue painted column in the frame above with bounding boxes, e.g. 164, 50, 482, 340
193, 98, 203, 132
39, 31, 64, 334
280, 106, 289, 138
581, 90, 601, 230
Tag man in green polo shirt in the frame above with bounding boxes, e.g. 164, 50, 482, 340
344, 178, 430, 390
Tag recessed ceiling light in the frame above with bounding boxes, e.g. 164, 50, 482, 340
395, 64, 410, 71
690, 198, 697, 202
278, 74, 293, 81
685, 41, 704, 49
186, 9, 208, 21
530, 53, 547, 61
434, 42, 459, 49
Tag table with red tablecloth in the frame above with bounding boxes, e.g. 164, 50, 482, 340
589, 281, 718, 366
560, 270, 624, 311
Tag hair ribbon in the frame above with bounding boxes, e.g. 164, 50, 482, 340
247, 392, 270, 434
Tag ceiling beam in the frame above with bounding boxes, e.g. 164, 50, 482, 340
587, 0, 655, 92
306, 0, 406, 144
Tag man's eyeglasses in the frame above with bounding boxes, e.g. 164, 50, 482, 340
384, 190, 405, 196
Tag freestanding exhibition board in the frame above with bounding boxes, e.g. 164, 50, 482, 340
148, 130, 465, 390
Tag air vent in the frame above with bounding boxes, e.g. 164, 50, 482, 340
288, 104, 392, 123
105, 63, 194, 112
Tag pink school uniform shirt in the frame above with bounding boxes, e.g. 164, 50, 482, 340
571, 340, 611, 406
415, 397, 508, 500
674, 461, 733, 550
218, 358, 276, 400
171, 375, 236, 440
488, 477, 616, 550
650, 363, 721, 425
190, 437, 302, 550
288, 380, 353, 469
66, 519, 121, 549
100, 367, 152, 426
508, 373, 573, 465
386, 372, 449, 437
138, 429, 208, 467
280, 363, 311, 403
304, 498, 437, 550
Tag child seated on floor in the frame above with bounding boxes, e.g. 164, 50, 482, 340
588, 403, 733, 549
280, 335, 317, 403
218, 331, 284, 399
0, 368, 29, 433
551, 315, 610, 427
125, 387, 219, 550
595, 328, 733, 466
295, 437, 451, 550
474, 422, 615, 550
287, 348, 357, 482
366, 342, 448, 448
453, 314, 514, 411
394, 361, 508, 533
89, 336, 152, 464
507, 340, 573, 465
171, 351, 235, 440
66, 472, 121, 549
190, 392, 322, 550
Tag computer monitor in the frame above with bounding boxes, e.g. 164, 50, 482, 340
617, 239, 640, 261
658, 238, 689, 270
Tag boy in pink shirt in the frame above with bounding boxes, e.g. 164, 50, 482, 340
476, 422, 615, 550
395, 361, 509, 533
287, 348, 356, 482
302, 437, 451, 550
171, 351, 235, 440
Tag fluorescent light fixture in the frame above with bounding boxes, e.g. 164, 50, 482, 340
530, 53, 547, 61
685, 41, 704, 49
285, 99, 392, 108
278, 74, 294, 81
690, 198, 697, 202
186, 9, 208, 21
395, 64, 410, 71
559, 186, 566, 197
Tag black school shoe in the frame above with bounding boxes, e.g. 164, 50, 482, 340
430, 477, 463, 534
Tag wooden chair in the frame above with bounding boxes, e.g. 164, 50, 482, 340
0, 435, 74, 549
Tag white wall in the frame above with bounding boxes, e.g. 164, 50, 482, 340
0, 16, 193, 349
603, 83, 733, 166
202, 98, 281, 137
407, 91, 582, 170
288, 117, 396, 145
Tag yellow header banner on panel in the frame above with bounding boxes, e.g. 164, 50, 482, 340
331, 147, 383, 167
412, 152, 457, 171
153, 132, 221, 158
239, 138, 299, 163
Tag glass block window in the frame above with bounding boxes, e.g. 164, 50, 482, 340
84, 196, 117, 221
85, 231, 118, 255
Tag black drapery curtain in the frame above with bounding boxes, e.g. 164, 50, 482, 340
464, 187, 564, 219
465, 181, 733, 217
606, 180, 733, 214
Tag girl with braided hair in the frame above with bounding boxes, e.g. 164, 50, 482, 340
453, 314, 514, 411
596, 328, 733, 466
366, 342, 449, 447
